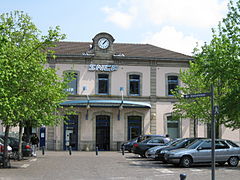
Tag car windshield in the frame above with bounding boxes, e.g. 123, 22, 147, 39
185, 139, 204, 149
141, 138, 153, 143
172, 139, 188, 146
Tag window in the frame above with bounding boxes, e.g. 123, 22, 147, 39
167, 75, 178, 96
98, 74, 109, 94
128, 116, 142, 140
65, 72, 78, 95
215, 140, 229, 149
167, 116, 180, 138
129, 74, 140, 95
149, 138, 165, 144
199, 141, 211, 150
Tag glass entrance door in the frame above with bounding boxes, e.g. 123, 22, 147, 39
63, 115, 78, 150
167, 116, 179, 139
128, 116, 142, 140
96, 115, 110, 151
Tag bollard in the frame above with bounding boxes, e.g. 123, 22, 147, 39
96, 146, 98, 156
41, 146, 45, 155
68, 146, 72, 156
180, 174, 187, 180
122, 146, 125, 156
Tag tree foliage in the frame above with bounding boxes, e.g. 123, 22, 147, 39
0, 11, 69, 166
173, 0, 240, 129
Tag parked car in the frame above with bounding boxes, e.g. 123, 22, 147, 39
164, 139, 240, 168
0, 138, 12, 167
132, 137, 168, 157
121, 137, 138, 153
146, 138, 182, 160
121, 134, 165, 153
137, 134, 166, 143
156, 138, 205, 162
0, 136, 32, 158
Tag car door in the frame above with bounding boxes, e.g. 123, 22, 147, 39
215, 140, 230, 162
194, 141, 212, 163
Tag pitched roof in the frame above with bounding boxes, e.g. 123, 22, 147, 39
51, 41, 192, 60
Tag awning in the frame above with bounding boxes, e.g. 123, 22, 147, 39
60, 100, 151, 108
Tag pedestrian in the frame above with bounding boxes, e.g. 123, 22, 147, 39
22, 133, 28, 142
164, 134, 171, 143
30, 133, 39, 157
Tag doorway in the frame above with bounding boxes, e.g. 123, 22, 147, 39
167, 116, 180, 139
63, 115, 78, 150
128, 116, 142, 140
96, 115, 110, 151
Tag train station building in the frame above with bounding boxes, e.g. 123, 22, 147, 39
1, 32, 239, 150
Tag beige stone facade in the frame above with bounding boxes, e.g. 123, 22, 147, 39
1, 32, 239, 149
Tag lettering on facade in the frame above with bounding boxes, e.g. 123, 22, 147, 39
88, 64, 118, 72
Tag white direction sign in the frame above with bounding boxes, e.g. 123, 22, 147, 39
184, 92, 211, 99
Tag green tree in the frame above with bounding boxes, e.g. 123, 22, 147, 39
0, 11, 68, 167
173, 0, 240, 133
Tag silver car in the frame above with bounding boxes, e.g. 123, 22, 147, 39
164, 139, 240, 167
146, 138, 182, 159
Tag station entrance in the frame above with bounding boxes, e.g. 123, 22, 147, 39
96, 115, 110, 151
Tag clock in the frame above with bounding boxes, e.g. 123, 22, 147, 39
98, 37, 110, 49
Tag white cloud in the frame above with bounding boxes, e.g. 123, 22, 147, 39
101, 6, 137, 29
143, 26, 204, 55
144, 0, 228, 28
102, 0, 228, 29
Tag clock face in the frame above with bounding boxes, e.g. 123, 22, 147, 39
98, 38, 110, 49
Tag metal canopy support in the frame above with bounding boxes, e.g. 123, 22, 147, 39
118, 87, 124, 120
83, 86, 90, 120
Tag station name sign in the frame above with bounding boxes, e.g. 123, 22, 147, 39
88, 64, 118, 72
184, 92, 212, 99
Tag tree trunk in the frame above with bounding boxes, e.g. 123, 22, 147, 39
18, 123, 23, 161
3, 125, 10, 168
193, 116, 198, 138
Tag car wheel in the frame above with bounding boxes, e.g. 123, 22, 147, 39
228, 156, 239, 167
140, 152, 146, 158
144, 151, 149, 158
161, 159, 167, 164
180, 156, 192, 168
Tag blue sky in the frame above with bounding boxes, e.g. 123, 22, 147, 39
1, 0, 231, 55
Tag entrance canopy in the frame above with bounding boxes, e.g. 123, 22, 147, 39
60, 100, 151, 108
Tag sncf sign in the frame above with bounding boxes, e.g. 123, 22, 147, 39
88, 64, 118, 72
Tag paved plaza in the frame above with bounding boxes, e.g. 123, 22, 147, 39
0, 151, 239, 180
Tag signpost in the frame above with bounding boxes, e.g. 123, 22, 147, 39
184, 85, 216, 180
183, 92, 211, 99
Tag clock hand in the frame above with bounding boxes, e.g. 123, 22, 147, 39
103, 40, 107, 44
